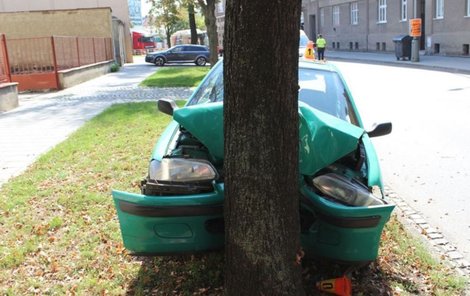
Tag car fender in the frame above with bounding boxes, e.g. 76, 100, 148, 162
153, 54, 167, 63
194, 54, 208, 61
361, 133, 383, 188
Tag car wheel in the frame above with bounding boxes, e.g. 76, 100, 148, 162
195, 57, 207, 66
154, 57, 165, 66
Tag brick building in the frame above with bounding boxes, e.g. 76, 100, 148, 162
302, 0, 470, 56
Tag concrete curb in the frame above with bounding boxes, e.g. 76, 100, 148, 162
384, 185, 470, 278
327, 55, 470, 75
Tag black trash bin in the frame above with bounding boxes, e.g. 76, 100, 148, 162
392, 35, 412, 61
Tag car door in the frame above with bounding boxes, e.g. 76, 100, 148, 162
182, 46, 197, 62
166, 46, 183, 62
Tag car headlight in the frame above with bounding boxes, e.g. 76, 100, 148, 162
149, 158, 218, 183
312, 173, 384, 207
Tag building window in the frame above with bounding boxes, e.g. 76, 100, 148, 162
401, 0, 407, 21
466, 0, 470, 16
320, 8, 325, 27
378, 0, 387, 23
351, 2, 359, 25
333, 6, 340, 26
217, 1, 224, 13
435, 0, 444, 18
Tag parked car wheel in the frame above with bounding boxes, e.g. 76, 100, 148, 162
154, 57, 165, 66
195, 57, 207, 66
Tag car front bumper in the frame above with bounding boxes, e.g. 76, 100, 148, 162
112, 183, 224, 255
112, 181, 394, 261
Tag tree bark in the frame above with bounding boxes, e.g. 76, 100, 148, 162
198, 0, 219, 67
188, 3, 198, 44
223, 0, 304, 295
165, 25, 171, 48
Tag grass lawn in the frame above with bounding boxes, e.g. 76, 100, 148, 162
140, 67, 210, 88
0, 102, 466, 295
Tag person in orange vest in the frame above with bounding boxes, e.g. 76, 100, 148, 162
315, 34, 327, 61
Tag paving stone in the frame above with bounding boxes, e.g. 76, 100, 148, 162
455, 259, 470, 268
439, 243, 456, 252
431, 239, 450, 247
427, 232, 444, 239
0, 61, 192, 189
447, 251, 464, 260
413, 218, 427, 224
409, 214, 423, 220
423, 226, 438, 233
403, 209, 416, 215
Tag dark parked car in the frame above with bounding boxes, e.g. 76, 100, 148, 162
112, 60, 395, 262
145, 44, 210, 66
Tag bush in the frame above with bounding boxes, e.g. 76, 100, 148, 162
110, 62, 120, 73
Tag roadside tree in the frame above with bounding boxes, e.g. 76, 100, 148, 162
149, 0, 187, 47
223, 0, 304, 294
196, 0, 218, 67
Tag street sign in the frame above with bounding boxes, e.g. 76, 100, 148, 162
410, 18, 422, 37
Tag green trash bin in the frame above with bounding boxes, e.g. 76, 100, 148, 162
300, 185, 395, 263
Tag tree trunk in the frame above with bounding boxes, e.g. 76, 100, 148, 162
165, 26, 171, 48
223, 0, 304, 295
198, 0, 218, 67
188, 3, 198, 44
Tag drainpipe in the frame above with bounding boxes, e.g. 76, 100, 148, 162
366, 0, 369, 51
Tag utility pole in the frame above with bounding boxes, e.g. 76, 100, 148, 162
411, 0, 420, 62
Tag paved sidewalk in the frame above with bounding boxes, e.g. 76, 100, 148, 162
0, 57, 192, 187
326, 50, 470, 74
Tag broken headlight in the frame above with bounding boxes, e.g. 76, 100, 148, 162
313, 173, 384, 207
149, 158, 218, 183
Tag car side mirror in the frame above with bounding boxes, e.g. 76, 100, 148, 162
367, 122, 392, 138
157, 99, 178, 116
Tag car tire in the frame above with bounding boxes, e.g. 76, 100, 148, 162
154, 57, 165, 66
195, 57, 207, 66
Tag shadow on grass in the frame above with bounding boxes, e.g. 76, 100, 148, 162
126, 252, 224, 295
126, 252, 397, 295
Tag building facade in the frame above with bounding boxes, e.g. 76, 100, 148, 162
0, 0, 133, 63
302, 0, 470, 56
128, 0, 142, 26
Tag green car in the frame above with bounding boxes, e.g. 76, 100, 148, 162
112, 60, 395, 262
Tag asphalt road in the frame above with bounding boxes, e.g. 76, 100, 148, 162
332, 60, 470, 263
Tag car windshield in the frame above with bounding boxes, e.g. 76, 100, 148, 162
299, 34, 309, 47
188, 62, 358, 124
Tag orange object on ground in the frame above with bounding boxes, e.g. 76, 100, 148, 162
316, 275, 352, 296
304, 40, 315, 60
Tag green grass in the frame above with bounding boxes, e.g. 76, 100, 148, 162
140, 66, 210, 87
378, 216, 467, 295
0, 102, 466, 295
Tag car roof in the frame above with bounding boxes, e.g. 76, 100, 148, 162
174, 44, 207, 48
298, 59, 339, 73
214, 58, 339, 74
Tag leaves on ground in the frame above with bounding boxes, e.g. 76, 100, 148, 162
0, 102, 466, 295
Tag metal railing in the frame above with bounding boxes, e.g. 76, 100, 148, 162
2, 35, 113, 90
7, 36, 113, 75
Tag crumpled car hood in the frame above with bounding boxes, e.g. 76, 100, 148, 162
173, 102, 365, 175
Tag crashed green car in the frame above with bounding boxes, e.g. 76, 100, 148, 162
112, 60, 395, 262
